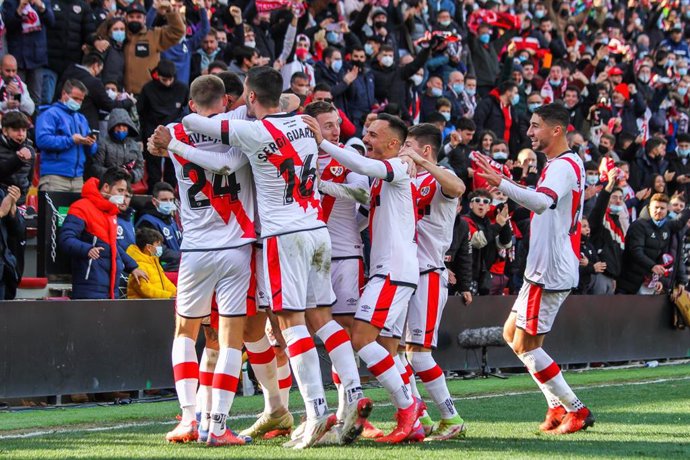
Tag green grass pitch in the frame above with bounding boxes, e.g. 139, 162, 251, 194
1, 364, 689, 459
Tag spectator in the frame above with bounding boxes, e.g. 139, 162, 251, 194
0, 54, 35, 115
126, 227, 176, 299
96, 17, 127, 89
226, 45, 261, 82
285, 71, 309, 97
0, 185, 24, 300
58, 53, 133, 129
420, 75, 444, 122
281, 34, 315, 90
88, 108, 144, 184
463, 189, 512, 295
115, 184, 135, 254
2, 0, 54, 105
577, 217, 606, 295
135, 181, 181, 271
668, 133, 690, 198
45, 0, 97, 104
474, 80, 528, 156
104, 80, 140, 132
446, 205, 473, 305
444, 70, 466, 120
461, 75, 478, 119
441, 117, 475, 186
617, 193, 690, 294
137, 60, 188, 192
628, 138, 669, 193
343, 46, 375, 135
313, 47, 351, 111
58, 168, 147, 299
35, 79, 97, 192
191, 30, 222, 81
311, 84, 356, 140
0, 111, 35, 205
467, 21, 516, 97
123, 1, 184, 95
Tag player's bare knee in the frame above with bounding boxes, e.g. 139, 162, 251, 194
175, 316, 201, 340
203, 326, 219, 350
305, 308, 330, 331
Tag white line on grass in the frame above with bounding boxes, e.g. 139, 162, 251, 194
2, 375, 689, 440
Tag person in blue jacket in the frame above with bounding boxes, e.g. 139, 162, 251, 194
35, 79, 98, 193
58, 167, 148, 299
135, 181, 181, 271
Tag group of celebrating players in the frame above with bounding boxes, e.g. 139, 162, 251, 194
146, 66, 595, 449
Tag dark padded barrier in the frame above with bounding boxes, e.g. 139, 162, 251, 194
1, 296, 689, 398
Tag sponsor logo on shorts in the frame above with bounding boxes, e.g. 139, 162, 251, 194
347, 298, 357, 306
412, 328, 423, 336
360, 304, 371, 313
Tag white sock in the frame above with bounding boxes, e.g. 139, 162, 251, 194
332, 368, 346, 421
197, 347, 218, 431
358, 342, 413, 410
393, 354, 413, 400
518, 348, 585, 413
277, 357, 292, 410
172, 337, 198, 425
409, 351, 458, 420
398, 352, 431, 419
316, 321, 363, 406
283, 325, 328, 420
245, 336, 283, 415
210, 347, 242, 436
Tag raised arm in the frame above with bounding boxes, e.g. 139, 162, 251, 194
318, 170, 370, 204
319, 140, 392, 180
399, 148, 465, 197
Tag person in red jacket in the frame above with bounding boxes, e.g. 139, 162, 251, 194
307, 83, 356, 141
58, 167, 148, 299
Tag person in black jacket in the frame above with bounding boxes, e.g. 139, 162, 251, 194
314, 47, 352, 111
135, 181, 181, 271
0, 111, 35, 205
445, 208, 473, 305
136, 60, 188, 192
473, 80, 528, 157
667, 133, 690, 197
0, 185, 25, 300
371, 41, 432, 110
588, 168, 628, 295
58, 53, 133, 130
576, 217, 606, 294
617, 193, 690, 294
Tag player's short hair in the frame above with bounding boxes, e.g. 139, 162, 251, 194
468, 189, 492, 200
246, 66, 283, 107
190, 75, 226, 109
100, 167, 131, 188
304, 101, 338, 118
650, 193, 670, 204
534, 103, 570, 130
136, 227, 164, 250
152, 181, 175, 198
408, 123, 442, 159
216, 71, 243, 97
376, 113, 407, 144
2, 111, 31, 129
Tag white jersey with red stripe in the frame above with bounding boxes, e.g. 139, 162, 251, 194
317, 150, 367, 258
527, 151, 584, 291
220, 113, 325, 237
414, 169, 458, 273
167, 120, 256, 251
369, 158, 419, 286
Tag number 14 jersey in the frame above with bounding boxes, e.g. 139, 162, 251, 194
168, 120, 256, 251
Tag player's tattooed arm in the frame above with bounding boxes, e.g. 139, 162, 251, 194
279, 93, 300, 113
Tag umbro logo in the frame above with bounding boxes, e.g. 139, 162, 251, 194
360, 304, 371, 312
346, 298, 357, 305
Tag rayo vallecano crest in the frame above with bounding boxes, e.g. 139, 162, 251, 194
330, 165, 344, 176
419, 186, 431, 196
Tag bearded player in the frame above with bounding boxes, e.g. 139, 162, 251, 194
475, 103, 595, 434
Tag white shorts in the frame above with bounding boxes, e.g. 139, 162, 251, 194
404, 271, 448, 349
356, 275, 414, 338
512, 282, 570, 335
254, 243, 270, 308
176, 245, 256, 318
331, 257, 364, 316
263, 227, 336, 312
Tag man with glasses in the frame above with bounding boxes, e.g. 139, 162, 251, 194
463, 189, 512, 296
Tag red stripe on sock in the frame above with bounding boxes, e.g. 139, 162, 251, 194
405, 364, 414, 379
212, 373, 239, 393
324, 328, 350, 353
416, 365, 443, 383
287, 337, 315, 357
173, 362, 199, 382
247, 347, 276, 365
534, 361, 560, 384
401, 370, 410, 385
278, 375, 293, 389
332, 371, 341, 385
368, 355, 395, 377
199, 371, 214, 386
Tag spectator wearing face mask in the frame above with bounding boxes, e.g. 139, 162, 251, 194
668, 133, 690, 198
444, 71, 466, 120
461, 75, 478, 119
97, 18, 128, 90
474, 80, 528, 156
420, 75, 444, 122
191, 30, 223, 82
126, 228, 177, 299
123, 1, 184, 95
344, 46, 375, 135
466, 22, 516, 97
282, 34, 316, 91
576, 217, 604, 295
88, 108, 143, 184
617, 193, 690, 295
0, 111, 35, 206
136, 181, 181, 272
627, 138, 670, 194
314, 47, 350, 111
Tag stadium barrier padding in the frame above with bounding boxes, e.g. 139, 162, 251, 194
1, 296, 689, 398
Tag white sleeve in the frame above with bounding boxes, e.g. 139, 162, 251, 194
318, 173, 370, 204
182, 114, 261, 155
278, 23, 297, 63
167, 139, 248, 175
498, 179, 555, 214
499, 159, 577, 214
319, 140, 406, 182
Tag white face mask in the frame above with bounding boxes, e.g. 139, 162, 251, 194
106, 89, 117, 100
381, 55, 394, 67
410, 74, 423, 86
245, 40, 256, 48
108, 194, 125, 205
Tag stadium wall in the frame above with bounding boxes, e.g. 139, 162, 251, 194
1, 296, 689, 398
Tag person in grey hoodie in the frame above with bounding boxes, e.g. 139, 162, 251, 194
88, 108, 144, 184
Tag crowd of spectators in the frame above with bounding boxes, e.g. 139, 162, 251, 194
2, 0, 690, 302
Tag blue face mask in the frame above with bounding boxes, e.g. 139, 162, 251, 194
112, 130, 128, 141
668, 211, 678, 219
505, 0, 514, 5
679, 148, 690, 157
479, 33, 491, 44
151, 245, 163, 257
535, 10, 546, 19
466, 88, 476, 97
679, 87, 688, 97
586, 175, 599, 186
65, 97, 81, 111
653, 217, 667, 227
364, 43, 374, 56
493, 152, 508, 161
441, 112, 451, 121
326, 31, 339, 44
157, 201, 176, 215
430, 87, 443, 97
549, 79, 562, 88
331, 59, 342, 73
519, 55, 528, 63
112, 30, 126, 43
528, 102, 541, 112
680, 68, 689, 76
609, 204, 624, 214
510, 93, 520, 105
452, 83, 464, 94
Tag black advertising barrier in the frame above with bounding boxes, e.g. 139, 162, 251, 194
1, 296, 689, 398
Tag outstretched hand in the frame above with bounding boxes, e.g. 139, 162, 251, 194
473, 153, 505, 187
